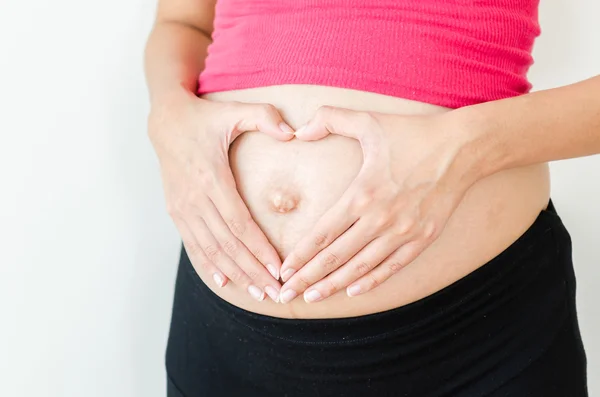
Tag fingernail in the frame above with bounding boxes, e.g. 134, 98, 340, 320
294, 125, 306, 137
264, 285, 280, 302
304, 289, 322, 303
347, 284, 361, 297
279, 122, 294, 135
266, 263, 279, 280
213, 273, 225, 287
248, 285, 265, 301
279, 289, 297, 304
281, 268, 295, 282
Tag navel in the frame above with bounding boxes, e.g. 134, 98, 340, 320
269, 189, 301, 213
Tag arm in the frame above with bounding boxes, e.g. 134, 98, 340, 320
144, 0, 215, 104
144, 0, 294, 302
453, 75, 600, 181
278, 75, 600, 304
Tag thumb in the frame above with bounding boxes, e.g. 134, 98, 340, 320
294, 106, 368, 141
233, 103, 295, 141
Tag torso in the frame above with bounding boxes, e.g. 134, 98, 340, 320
199, 84, 550, 319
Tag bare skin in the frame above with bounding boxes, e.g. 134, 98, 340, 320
145, 0, 293, 303
202, 85, 550, 318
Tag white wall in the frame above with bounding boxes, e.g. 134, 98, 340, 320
0, 0, 598, 396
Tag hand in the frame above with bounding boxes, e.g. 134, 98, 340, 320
278, 106, 479, 304
148, 90, 294, 302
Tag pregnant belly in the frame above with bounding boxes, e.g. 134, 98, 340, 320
200, 85, 551, 319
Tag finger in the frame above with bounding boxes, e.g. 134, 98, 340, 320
294, 106, 378, 143
230, 102, 295, 141
176, 218, 228, 287
279, 192, 357, 283
210, 168, 283, 279
281, 218, 380, 304
295, 106, 384, 174
347, 239, 427, 296
308, 234, 401, 301
200, 198, 281, 302
172, 217, 228, 287
187, 215, 267, 302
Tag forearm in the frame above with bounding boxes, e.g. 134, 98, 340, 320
453, 75, 600, 180
144, 20, 211, 106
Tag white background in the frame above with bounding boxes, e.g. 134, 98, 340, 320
0, 0, 598, 396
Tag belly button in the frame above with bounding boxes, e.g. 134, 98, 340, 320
269, 190, 300, 213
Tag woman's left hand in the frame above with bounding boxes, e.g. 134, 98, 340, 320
278, 106, 482, 304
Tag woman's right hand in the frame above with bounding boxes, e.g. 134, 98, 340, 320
148, 90, 294, 302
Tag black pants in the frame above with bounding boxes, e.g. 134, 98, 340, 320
165, 200, 588, 396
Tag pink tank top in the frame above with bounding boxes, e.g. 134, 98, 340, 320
198, 0, 541, 109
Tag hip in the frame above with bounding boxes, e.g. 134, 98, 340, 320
199, 84, 551, 318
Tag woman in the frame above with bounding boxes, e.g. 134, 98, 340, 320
145, 0, 594, 395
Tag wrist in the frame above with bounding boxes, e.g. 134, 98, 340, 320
147, 86, 207, 140
445, 105, 510, 185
